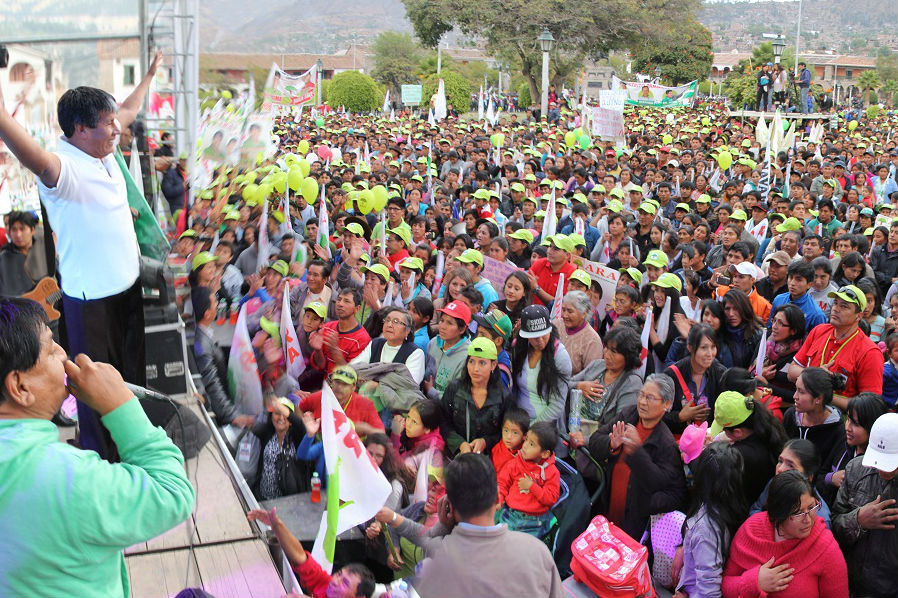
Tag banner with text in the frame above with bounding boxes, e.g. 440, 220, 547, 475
261, 63, 317, 111
571, 256, 620, 317
591, 107, 626, 143
611, 76, 697, 107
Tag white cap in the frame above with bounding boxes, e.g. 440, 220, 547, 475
863, 413, 898, 472
728, 261, 761, 281
667, 159, 680, 168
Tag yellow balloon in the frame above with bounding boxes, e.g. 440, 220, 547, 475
287, 168, 304, 192
298, 159, 311, 178
716, 150, 733, 171
242, 183, 259, 201
298, 140, 310, 154
564, 131, 577, 147
274, 176, 286, 194
848, 120, 858, 131
356, 189, 375, 215
371, 185, 388, 213
301, 177, 319, 203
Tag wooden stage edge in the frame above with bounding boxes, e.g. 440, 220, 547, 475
125, 400, 293, 598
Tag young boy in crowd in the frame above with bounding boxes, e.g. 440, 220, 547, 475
474, 309, 513, 388
491, 407, 530, 476
600, 284, 640, 337
496, 421, 561, 538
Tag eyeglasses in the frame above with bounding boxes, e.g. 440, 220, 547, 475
383, 317, 408, 327
637, 391, 664, 403
836, 286, 860, 303
789, 500, 821, 521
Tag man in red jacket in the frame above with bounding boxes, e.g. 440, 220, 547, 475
527, 234, 576, 306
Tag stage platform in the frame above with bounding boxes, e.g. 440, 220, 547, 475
123, 400, 294, 598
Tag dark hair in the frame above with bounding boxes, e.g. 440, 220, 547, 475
855, 278, 882, 317
0, 298, 49, 404
339, 563, 376, 598
57, 86, 117, 138
720, 367, 757, 396
728, 241, 752, 262
445, 453, 498, 519
810, 256, 832, 276
687, 322, 719, 353
689, 442, 747, 557
722, 289, 763, 335
338, 287, 362, 307
6, 210, 38, 230
604, 326, 642, 371
771, 304, 806, 342
781, 438, 820, 483
787, 261, 814, 284
800, 367, 847, 406
765, 470, 814, 528
364, 433, 414, 493
615, 284, 640, 304
191, 286, 214, 321
502, 407, 531, 435
308, 258, 333, 279
528, 421, 558, 454
732, 399, 788, 457
834, 251, 865, 284
410, 399, 442, 431
410, 295, 434, 323
846, 392, 888, 442
511, 327, 568, 404
459, 286, 484, 311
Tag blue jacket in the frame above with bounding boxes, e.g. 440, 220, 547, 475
769, 291, 826, 331
561, 221, 602, 253
883, 361, 898, 407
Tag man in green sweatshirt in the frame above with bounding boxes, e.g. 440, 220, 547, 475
0, 297, 195, 598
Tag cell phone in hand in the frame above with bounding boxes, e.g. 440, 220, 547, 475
717, 275, 731, 286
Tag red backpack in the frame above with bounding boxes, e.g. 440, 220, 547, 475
570, 516, 656, 598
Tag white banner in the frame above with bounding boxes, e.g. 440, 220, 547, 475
591, 107, 626, 143
227, 305, 264, 416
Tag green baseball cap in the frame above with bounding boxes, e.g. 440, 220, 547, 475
544, 234, 574, 253
709, 391, 756, 437
638, 202, 657, 215
399, 256, 424, 272
827, 284, 867, 312
331, 365, 358, 386
629, 185, 644, 194
606, 200, 623, 213
730, 209, 748, 221
569, 233, 587, 248
340, 222, 365, 237
776, 217, 802, 232
192, 251, 220, 270
508, 229, 534, 244
675, 202, 691, 211
651, 272, 683, 293
259, 316, 281, 343
473, 188, 491, 200
696, 194, 712, 204
510, 182, 526, 193
643, 249, 669, 269
388, 226, 412, 247
179, 229, 198, 240
269, 260, 289, 277
361, 263, 391, 283
304, 301, 327, 319
608, 188, 625, 199
454, 248, 484, 267
569, 269, 592, 288
619, 267, 643, 286
467, 336, 498, 361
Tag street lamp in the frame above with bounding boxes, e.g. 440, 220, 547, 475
316, 59, 323, 106
538, 28, 555, 119
772, 35, 785, 65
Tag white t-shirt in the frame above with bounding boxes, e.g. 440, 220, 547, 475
37, 138, 140, 299
352, 341, 425, 384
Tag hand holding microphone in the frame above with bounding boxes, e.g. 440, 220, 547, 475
64, 354, 134, 416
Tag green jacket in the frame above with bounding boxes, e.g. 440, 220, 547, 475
0, 398, 195, 598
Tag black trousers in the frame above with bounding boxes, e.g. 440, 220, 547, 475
63, 279, 146, 460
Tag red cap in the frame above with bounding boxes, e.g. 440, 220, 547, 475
605, 149, 616, 156
438, 300, 472, 325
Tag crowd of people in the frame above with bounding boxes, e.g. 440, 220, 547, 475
3, 53, 898, 596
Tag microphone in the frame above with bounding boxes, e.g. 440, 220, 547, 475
124, 382, 176, 403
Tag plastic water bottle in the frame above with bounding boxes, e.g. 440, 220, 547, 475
311, 472, 322, 503
568, 389, 583, 432
216, 299, 227, 325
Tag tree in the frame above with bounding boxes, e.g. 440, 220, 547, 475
518, 83, 532, 109
875, 53, 898, 87
402, 0, 701, 111
880, 79, 898, 107
422, 70, 472, 114
630, 20, 713, 85
722, 70, 758, 110
858, 70, 881, 105
371, 32, 423, 94
325, 71, 382, 113
736, 42, 795, 73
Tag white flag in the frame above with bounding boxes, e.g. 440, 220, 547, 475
382, 88, 391, 113
256, 199, 270, 272
227, 304, 264, 416
317, 194, 331, 259
543, 187, 558, 238
128, 137, 144, 198
550, 274, 565, 321
311, 383, 392, 573
755, 327, 767, 377
486, 96, 495, 125
749, 219, 768, 242
477, 86, 484, 121
434, 79, 447, 121
413, 447, 436, 503
638, 306, 653, 378
281, 281, 305, 379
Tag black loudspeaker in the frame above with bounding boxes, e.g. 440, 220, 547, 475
145, 322, 190, 399
140, 398, 211, 459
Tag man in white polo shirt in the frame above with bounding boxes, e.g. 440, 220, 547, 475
0, 51, 163, 459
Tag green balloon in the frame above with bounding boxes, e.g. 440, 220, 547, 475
316, 117, 325, 127
301, 177, 319, 203
578, 135, 591, 150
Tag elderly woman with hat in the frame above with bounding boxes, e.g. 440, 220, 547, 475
439, 337, 513, 455
570, 374, 687, 539
553, 290, 604, 376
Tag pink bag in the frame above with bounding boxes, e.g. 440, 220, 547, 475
570, 515, 656, 598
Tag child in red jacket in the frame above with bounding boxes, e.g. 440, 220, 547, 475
496, 421, 561, 538
491, 407, 530, 476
